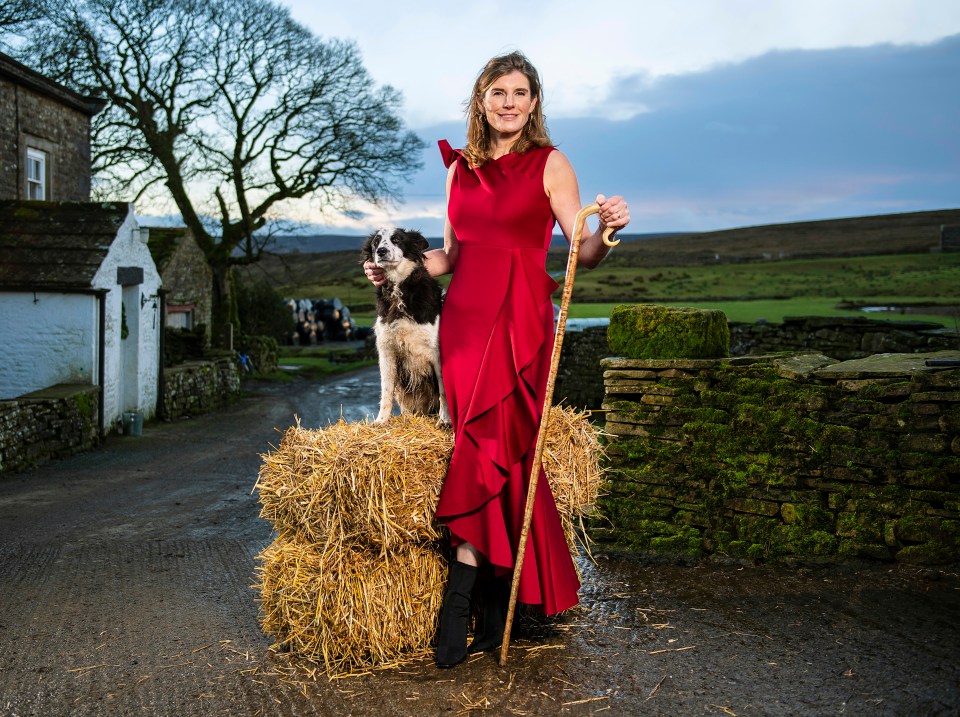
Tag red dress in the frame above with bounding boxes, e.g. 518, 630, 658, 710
435, 140, 580, 615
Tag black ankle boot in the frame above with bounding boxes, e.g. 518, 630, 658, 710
468, 576, 509, 654
435, 560, 477, 668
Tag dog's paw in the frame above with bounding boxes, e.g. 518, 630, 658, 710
435, 414, 452, 430
438, 405, 451, 426
373, 412, 391, 424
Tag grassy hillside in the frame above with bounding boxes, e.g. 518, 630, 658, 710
568, 253, 960, 301
238, 208, 960, 326
582, 207, 960, 267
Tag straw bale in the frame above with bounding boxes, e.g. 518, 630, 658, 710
256, 408, 604, 553
257, 414, 452, 550
541, 406, 606, 553
254, 407, 605, 675
256, 535, 446, 675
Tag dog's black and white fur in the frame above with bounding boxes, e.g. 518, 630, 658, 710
362, 227, 450, 425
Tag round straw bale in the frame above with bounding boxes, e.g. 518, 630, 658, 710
255, 535, 445, 675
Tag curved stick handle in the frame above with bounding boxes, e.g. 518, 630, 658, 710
578, 202, 621, 247
604, 228, 620, 246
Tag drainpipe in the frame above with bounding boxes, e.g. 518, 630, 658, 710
96, 288, 107, 438
157, 289, 167, 420
15, 85, 22, 198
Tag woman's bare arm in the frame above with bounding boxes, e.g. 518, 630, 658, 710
543, 150, 630, 269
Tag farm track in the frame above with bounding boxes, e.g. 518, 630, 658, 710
0, 367, 958, 716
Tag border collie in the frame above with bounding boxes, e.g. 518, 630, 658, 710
361, 227, 450, 425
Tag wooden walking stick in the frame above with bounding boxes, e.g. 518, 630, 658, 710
499, 202, 619, 667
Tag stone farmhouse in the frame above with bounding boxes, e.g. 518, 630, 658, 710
0, 52, 162, 436
0, 52, 104, 201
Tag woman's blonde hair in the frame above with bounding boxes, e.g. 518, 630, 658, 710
461, 51, 552, 167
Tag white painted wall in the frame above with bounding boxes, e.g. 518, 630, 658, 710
92, 207, 162, 430
0, 205, 163, 434
0, 292, 98, 399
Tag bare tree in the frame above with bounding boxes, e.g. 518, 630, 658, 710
0, 0, 46, 28
0, 0, 50, 49
25, 0, 424, 333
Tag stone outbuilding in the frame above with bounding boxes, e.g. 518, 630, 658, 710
0, 201, 162, 434
145, 226, 213, 339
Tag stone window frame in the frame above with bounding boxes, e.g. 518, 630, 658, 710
21, 134, 57, 201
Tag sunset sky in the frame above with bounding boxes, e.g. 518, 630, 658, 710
280, 0, 960, 236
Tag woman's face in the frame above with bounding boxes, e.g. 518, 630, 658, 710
480, 70, 537, 139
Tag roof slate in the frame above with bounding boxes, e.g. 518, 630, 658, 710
146, 226, 191, 272
0, 201, 131, 290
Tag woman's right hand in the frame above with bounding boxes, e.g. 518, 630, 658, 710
363, 260, 386, 287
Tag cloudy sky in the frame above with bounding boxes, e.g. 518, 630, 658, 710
282, 0, 960, 235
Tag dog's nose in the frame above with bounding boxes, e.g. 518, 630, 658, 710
376, 247, 388, 258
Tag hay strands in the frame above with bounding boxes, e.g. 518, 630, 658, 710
254, 407, 606, 676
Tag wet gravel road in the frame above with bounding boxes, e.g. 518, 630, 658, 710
1, 367, 958, 716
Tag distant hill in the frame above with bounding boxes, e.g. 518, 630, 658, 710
593, 208, 960, 268
265, 231, 680, 254
265, 209, 959, 262
241, 208, 960, 295
266, 234, 368, 253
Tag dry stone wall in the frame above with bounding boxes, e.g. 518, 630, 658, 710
594, 351, 960, 564
0, 358, 240, 477
555, 316, 959, 410
729, 316, 958, 360
162, 357, 240, 421
0, 384, 99, 476
554, 326, 609, 410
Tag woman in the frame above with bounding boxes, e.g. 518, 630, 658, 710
364, 51, 630, 668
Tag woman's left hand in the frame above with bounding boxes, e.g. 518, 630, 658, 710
363, 260, 386, 287
596, 194, 630, 232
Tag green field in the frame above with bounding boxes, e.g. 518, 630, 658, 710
240, 209, 960, 330
264, 345, 376, 379
563, 251, 960, 325
344, 253, 960, 327
566, 253, 960, 301
566, 299, 957, 326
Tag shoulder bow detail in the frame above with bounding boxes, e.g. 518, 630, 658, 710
438, 139, 462, 168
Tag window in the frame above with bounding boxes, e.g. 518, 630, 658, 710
26, 148, 47, 200
166, 304, 196, 330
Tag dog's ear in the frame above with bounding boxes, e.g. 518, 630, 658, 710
360, 231, 377, 263
407, 230, 429, 255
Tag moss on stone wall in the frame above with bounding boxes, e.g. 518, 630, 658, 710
72, 390, 96, 420
238, 334, 279, 375
1, 385, 100, 477
594, 353, 960, 564
162, 357, 240, 420
608, 304, 730, 360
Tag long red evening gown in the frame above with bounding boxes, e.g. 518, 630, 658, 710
435, 139, 580, 615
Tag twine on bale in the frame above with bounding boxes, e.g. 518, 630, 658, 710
254, 408, 605, 677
